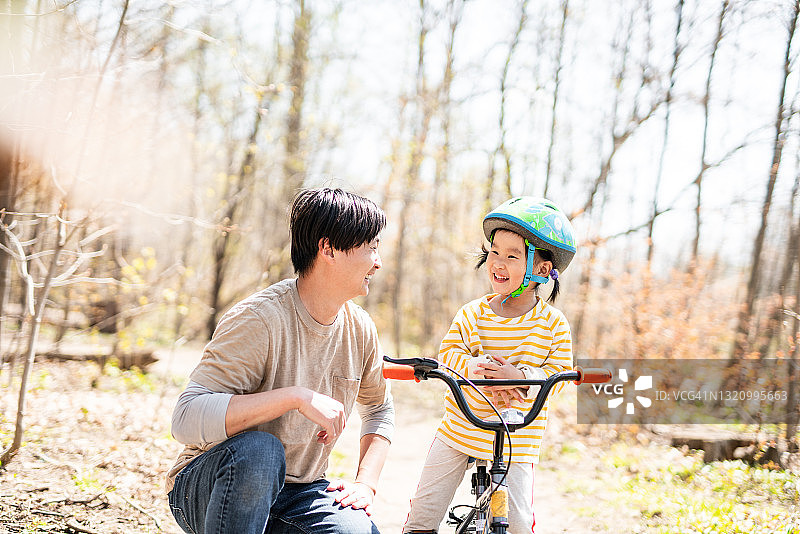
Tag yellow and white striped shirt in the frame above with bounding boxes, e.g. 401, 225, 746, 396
435, 294, 573, 464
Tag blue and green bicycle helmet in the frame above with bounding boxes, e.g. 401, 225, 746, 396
483, 197, 577, 299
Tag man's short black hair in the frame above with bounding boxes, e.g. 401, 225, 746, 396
290, 187, 386, 276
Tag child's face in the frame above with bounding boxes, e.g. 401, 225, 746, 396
486, 230, 528, 295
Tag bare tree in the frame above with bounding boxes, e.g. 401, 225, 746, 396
571, 2, 664, 341
419, 0, 465, 354
202, 2, 302, 337
390, 0, 435, 355
0, 144, 17, 362
543, 0, 569, 198
1, 0, 26, 360
172, 21, 211, 342
282, 0, 311, 206
0, 204, 111, 467
570, 4, 663, 221
786, 222, 800, 441
206, 94, 270, 338
647, 0, 684, 265
755, 171, 799, 359
692, 0, 729, 264
731, 0, 799, 361
485, 0, 528, 210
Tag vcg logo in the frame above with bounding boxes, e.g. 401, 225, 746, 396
592, 368, 653, 415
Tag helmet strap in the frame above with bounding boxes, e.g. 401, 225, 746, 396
502, 240, 549, 304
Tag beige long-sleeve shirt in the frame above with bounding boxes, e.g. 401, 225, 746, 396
166, 278, 392, 493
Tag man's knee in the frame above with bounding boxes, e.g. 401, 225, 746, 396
227, 431, 286, 487
232, 430, 284, 456
270, 507, 378, 534
327, 506, 379, 534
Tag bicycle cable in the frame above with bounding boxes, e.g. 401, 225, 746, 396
439, 362, 512, 492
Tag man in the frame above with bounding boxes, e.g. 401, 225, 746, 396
167, 187, 393, 534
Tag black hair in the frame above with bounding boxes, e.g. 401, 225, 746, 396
475, 238, 561, 304
290, 187, 386, 277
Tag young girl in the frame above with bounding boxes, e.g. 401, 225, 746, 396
403, 197, 577, 534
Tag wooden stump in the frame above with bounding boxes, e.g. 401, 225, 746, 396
37, 350, 157, 370
665, 428, 789, 469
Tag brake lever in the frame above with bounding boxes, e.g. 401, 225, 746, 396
383, 355, 439, 370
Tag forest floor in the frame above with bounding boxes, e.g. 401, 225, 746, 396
0, 346, 799, 534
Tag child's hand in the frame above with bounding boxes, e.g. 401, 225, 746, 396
480, 354, 526, 402
466, 354, 492, 379
490, 388, 524, 408
478, 354, 524, 381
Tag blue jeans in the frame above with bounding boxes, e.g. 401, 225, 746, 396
168, 431, 380, 534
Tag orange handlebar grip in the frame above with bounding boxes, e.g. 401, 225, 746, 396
574, 366, 612, 385
383, 364, 419, 381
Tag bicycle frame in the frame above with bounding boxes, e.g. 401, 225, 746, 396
383, 355, 611, 534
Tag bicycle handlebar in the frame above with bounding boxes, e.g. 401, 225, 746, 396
382, 363, 419, 381
574, 366, 612, 384
383, 356, 611, 432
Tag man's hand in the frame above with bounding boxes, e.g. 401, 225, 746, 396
296, 389, 347, 445
325, 480, 376, 515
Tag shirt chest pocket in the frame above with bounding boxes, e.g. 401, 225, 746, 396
332, 376, 361, 414
262, 376, 361, 445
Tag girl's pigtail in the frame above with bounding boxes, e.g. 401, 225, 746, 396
475, 244, 489, 270
547, 278, 560, 304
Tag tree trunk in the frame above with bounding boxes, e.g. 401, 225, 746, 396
647, 0, 683, 265
572, 245, 595, 345
0, 0, 24, 359
392, 0, 433, 355
731, 0, 799, 361
693, 0, 728, 264
420, 0, 463, 354
755, 172, 799, 358
486, 0, 527, 209
174, 22, 208, 342
0, 143, 16, 369
785, 251, 800, 442
206, 105, 265, 338
282, 0, 310, 206
543, 0, 569, 198
577, 7, 632, 218
71, 0, 129, 189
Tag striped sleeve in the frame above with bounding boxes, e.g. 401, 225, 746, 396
540, 309, 573, 395
437, 305, 476, 375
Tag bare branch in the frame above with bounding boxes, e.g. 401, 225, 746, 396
41, 276, 145, 289
117, 200, 219, 230
145, 18, 223, 45
78, 226, 116, 248
587, 206, 675, 247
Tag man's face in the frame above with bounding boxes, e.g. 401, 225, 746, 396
335, 237, 382, 298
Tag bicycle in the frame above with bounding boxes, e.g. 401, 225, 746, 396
383, 355, 612, 534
